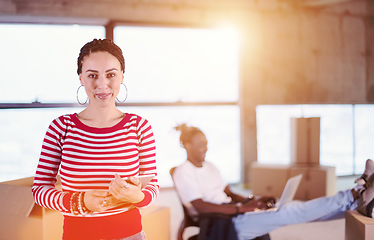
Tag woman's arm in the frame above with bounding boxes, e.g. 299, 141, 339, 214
31, 116, 70, 213
130, 116, 159, 208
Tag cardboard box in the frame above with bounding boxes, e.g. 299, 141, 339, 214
290, 165, 336, 200
345, 210, 374, 240
290, 117, 320, 165
0, 177, 64, 240
0, 177, 170, 240
251, 163, 336, 200
141, 205, 170, 240
251, 163, 290, 198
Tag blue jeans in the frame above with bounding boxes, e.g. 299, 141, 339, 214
102, 231, 146, 240
233, 190, 357, 240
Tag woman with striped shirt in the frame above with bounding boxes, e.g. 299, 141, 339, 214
32, 39, 159, 240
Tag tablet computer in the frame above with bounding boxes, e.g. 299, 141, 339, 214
124, 174, 155, 188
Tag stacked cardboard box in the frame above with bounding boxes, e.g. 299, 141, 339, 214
251, 163, 290, 198
345, 210, 374, 240
0, 177, 63, 240
141, 204, 170, 240
290, 117, 320, 165
251, 117, 336, 200
0, 177, 170, 240
290, 165, 336, 200
251, 163, 335, 200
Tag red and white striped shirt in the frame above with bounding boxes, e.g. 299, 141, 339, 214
32, 113, 159, 239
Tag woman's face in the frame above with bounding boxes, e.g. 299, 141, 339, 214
79, 51, 124, 107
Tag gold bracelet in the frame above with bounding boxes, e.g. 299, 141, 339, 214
78, 192, 91, 216
70, 192, 80, 215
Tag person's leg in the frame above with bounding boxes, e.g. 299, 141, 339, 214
355, 159, 374, 186
357, 173, 374, 218
233, 190, 356, 240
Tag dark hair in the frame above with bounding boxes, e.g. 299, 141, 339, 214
77, 38, 125, 74
175, 123, 204, 148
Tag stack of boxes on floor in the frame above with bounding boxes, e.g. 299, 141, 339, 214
251, 117, 336, 200
0, 177, 170, 240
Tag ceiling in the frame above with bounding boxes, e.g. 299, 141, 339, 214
294, 0, 360, 7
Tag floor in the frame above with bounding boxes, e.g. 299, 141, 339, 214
152, 175, 358, 240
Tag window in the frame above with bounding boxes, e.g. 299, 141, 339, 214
114, 26, 239, 103
115, 26, 241, 187
256, 104, 373, 176
0, 24, 105, 103
0, 108, 82, 181
0, 24, 240, 187
119, 106, 241, 186
354, 105, 374, 174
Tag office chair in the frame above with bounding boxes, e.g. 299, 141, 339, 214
169, 167, 271, 240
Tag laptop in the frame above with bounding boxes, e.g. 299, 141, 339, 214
244, 174, 303, 215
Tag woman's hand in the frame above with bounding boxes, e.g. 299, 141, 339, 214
84, 190, 121, 212
108, 174, 145, 204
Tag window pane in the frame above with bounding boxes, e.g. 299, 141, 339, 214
0, 24, 105, 103
302, 105, 353, 175
257, 104, 354, 176
114, 26, 239, 102
118, 105, 241, 187
0, 106, 240, 187
0, 108, 84, 181
256, 105, 301, 164
354, 104, 374, 175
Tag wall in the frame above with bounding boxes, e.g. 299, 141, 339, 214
239, 1, 369, 182
367, 1, 374, 101
0, 0, 370, 184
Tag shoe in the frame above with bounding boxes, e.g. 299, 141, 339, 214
355, 159, 374, 186
357, 174, 374, 218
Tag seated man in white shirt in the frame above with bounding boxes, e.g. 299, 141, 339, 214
172, 123, 374, 240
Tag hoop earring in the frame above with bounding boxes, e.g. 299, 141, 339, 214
76, 85, 88, 105
116, 83, 128, 103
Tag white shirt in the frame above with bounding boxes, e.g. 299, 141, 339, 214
173, 160, 231, 215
